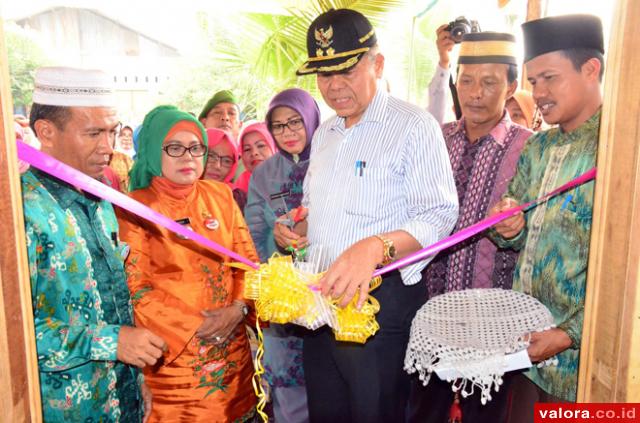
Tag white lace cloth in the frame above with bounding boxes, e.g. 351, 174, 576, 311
404, 288, 556, 404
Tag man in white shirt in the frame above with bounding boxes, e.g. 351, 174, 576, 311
281, 8, 458, 422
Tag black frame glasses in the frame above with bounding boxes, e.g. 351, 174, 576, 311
162, 144, 208, 158
206, 153, 235, 168
271, 118, 304, 135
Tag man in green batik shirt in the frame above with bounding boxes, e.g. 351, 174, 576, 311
24, 67, 167, 422
488, 14, 605, 417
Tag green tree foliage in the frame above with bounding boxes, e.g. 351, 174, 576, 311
4, 23, 48, 111
161, 1, 447, 120
163, 1, 405, 119
400, 2, 452, 104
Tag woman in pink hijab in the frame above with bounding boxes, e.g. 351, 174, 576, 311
202, 127, 247, 209
235, 122, 276, 194
15, 122, 30, 174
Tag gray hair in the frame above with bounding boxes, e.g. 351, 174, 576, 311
367, 45, 380, 61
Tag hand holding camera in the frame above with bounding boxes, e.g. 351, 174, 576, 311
446, 17, 481, 43
436, 17, 481, 68
435, 24, 456, 68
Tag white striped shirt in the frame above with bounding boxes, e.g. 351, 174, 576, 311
302, 86, 459, 285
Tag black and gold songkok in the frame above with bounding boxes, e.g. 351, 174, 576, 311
457, 32, 517, 66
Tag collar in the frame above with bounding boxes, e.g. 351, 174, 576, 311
453, 111, 514, 146
150, 176, 197, 201
559, 108, 602, 143
33, 169, 100, 209
330, 83, 388, 131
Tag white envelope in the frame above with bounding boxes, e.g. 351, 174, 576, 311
434, 349, 532, 381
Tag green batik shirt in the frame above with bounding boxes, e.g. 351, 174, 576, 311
491, 110, 600, 401
22, 170, 141, 422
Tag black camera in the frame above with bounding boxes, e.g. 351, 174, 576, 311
446, 17, 481, 43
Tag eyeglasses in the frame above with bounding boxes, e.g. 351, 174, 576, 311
206, 153, 235, 168
271, 118, 304, 135
162, 144, 208, 158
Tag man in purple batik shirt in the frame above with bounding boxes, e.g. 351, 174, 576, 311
412, 31, 533, 423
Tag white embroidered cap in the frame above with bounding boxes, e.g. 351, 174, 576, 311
32, 66, 116, 107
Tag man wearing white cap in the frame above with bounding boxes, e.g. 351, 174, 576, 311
23, 66, 166, 422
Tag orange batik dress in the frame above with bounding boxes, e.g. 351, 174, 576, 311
117, 177, 258, 422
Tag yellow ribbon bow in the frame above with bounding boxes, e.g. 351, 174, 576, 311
230, 254, 382, 422
237, 254, 382, 343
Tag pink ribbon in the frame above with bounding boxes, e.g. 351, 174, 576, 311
373, 167, 597, 277
17, 141, 596, 277
16, 141, 259, 270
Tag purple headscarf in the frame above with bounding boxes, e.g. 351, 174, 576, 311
265, 88, 320, 162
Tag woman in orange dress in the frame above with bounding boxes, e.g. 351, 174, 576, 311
117, 105, 258, 422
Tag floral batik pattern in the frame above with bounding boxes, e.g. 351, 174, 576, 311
22, 170, 138, 422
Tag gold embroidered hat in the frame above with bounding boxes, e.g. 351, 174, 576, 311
458, 32, 517, 65
296, 8, 377, 75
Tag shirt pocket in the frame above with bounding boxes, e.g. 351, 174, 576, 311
557, 203, 592, 260
557, 193, 593, 223
559, 206, 592, 223
345, 167, 401, 219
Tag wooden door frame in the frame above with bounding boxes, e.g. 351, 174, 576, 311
0, 19, 43, 423
577, 0, 640, 402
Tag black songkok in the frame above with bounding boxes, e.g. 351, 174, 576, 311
522, 14, 604, 62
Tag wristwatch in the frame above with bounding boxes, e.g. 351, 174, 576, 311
373, 234, 396, 266
233, 300, 249, 318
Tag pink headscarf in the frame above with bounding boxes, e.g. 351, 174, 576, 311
204, 127, 238, 186
15, 122, 30, 174
15, 121, 24, 140
236, 122, 276, 193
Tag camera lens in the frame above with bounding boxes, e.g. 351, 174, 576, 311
447, 17, 476, 44
451, 22, 471, 43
